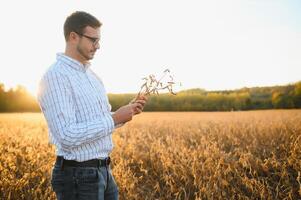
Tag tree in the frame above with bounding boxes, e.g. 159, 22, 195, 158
293, 82, 301, 108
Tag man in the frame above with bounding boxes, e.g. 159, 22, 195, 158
37, 11, 147, 200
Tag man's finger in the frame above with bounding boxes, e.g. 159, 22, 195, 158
135, 100, 146, 106
135, 107, 142, 114
137, 95, 148, 101
135, 103, 143, 110
132, 105, 142, 115
131, 102, 142, 110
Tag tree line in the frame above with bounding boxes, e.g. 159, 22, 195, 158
0, 81, 300, 112
0, 84, 39, 112
109, 81, 301, 111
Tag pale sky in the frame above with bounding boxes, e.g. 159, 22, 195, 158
0, 0, 300, 96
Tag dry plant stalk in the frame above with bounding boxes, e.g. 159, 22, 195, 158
0, 110, 301, 199
135, 69, 181, 100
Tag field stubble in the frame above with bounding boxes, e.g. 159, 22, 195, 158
0, 110, 300, 199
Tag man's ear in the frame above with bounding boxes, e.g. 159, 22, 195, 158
69, 32, 78, 43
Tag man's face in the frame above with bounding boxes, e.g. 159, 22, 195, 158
76, 26, 100, 61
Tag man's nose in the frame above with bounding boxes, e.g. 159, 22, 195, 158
95, 42, 100, 50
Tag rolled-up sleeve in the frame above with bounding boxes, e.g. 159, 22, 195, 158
110, 112, 125, 128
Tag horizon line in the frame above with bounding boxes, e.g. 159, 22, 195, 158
0, 80, 300, 95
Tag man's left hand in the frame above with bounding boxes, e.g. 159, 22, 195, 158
130, 95, 148, 115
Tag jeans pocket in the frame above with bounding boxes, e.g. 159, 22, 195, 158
77, 167, 99, 183
76, 168, 104, 196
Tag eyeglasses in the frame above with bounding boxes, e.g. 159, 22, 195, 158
74, 31, 100, 46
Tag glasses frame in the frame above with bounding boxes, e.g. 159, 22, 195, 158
74, 31, 100, 46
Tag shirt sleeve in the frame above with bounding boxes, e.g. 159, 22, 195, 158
37, 70, 115, 150
110, 112, 125, 128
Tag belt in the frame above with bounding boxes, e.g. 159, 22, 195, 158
56, 156, 111, 168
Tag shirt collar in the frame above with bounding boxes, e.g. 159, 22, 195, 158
56, 53, 91, 72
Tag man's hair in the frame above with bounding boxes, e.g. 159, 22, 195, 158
64, 11, 102, 41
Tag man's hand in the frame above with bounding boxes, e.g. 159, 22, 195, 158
112, 95, 148, 125
111, 104, 138, 125
130, 95, 148, 115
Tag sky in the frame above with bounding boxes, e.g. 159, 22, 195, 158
0, 0, 300, 96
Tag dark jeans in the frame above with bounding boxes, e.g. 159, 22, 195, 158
51, 159, 119, 200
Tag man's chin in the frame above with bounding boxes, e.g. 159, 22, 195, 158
89, 53, 95, 59
85, 54, 94, 60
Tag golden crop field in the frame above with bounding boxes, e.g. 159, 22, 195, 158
0, 110, 300, 200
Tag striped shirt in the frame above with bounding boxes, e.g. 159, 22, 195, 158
37, 53, 118, 162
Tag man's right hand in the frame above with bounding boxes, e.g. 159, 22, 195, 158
111, 103, 140, 125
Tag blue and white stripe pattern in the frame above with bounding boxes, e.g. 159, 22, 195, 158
38, 53, 117, 162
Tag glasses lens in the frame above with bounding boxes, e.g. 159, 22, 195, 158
85, 35, 99, 46
93, 39, 100, 46
75, 32, 99, 46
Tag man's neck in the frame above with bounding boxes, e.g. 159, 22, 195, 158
65, 48, 87, 65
